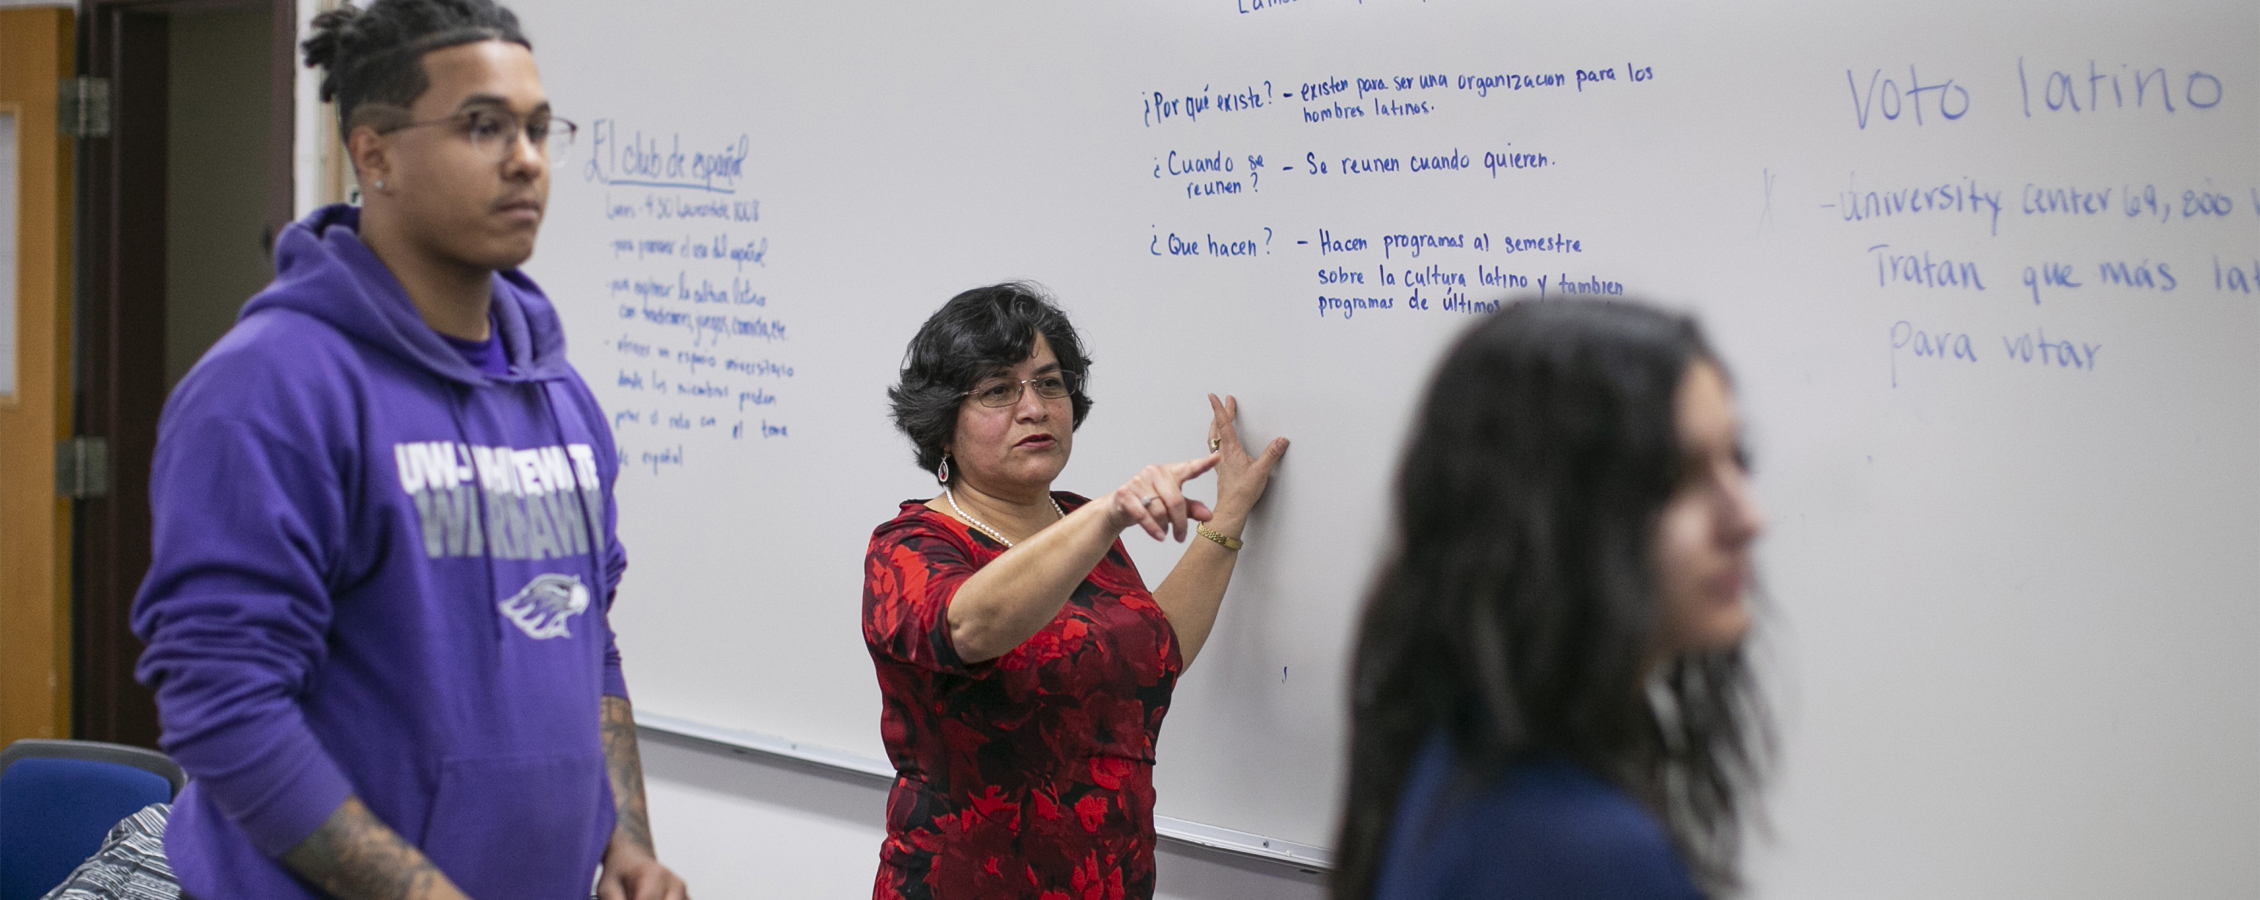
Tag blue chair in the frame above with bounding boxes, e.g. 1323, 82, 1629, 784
0, 739, 187, 900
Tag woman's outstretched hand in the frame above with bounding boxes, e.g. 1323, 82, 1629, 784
1107, 455, 1219, 542
1095, 395, 1285, 544
1208, 393, 1289, 519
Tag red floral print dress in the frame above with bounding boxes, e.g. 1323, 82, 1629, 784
863, 494, 1183, 900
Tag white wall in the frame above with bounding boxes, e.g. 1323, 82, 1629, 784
527, 4, 2260, 892
639, 731, 1326, 900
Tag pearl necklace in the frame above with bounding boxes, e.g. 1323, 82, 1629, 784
944, 487, 1065, 549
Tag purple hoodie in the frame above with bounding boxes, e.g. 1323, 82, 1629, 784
133, 205, 628, 899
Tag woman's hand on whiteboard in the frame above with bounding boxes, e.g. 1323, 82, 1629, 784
1107, 455, 1219, 542
1208, 393, 1290, 522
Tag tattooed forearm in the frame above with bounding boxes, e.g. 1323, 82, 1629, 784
601, 694, 655, 853
280, 797, 464, 900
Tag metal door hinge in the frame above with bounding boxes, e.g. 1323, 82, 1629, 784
57, 436, 110, 498
59, 77, 111, 138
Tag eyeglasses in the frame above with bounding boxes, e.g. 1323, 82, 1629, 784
962, 372, 1079, 408
387, 108, 577, 162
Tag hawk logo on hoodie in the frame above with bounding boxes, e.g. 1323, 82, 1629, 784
499, 573, 591, 640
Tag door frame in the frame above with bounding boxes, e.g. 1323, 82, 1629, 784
71, 0, 296, 747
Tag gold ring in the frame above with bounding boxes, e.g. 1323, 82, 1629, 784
1208, 436, 1221, 452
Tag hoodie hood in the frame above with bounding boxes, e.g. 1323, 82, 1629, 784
245, 204, 573, 386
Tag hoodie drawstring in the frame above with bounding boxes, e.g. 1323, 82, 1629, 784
534, 381, 609, 592
445, 384, 506, 645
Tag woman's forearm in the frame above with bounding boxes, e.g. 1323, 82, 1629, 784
945, 502, 1123, 662
1155, 399, 1289, 668
1150, 508, 1249, 668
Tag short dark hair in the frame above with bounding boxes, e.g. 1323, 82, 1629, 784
302, 0, 531, 142
1333, 298, 1768, 900
889, 282, 1093, 481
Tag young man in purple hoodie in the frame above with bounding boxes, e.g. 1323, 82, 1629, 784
130, 2, 688, 898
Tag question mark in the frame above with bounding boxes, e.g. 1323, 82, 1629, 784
1263, 227, 1273, 254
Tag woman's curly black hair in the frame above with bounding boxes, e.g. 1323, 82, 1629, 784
302, 0, 530, 141
889, 282, 1093, 482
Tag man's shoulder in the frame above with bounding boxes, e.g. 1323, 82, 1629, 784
189, 306, 362, 384
162, 307, 389, 442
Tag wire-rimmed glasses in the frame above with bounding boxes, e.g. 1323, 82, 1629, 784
963, 372, 1080, 408
387, 107, 577, 162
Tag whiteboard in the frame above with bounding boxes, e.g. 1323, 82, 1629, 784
512, 0, 2260, 894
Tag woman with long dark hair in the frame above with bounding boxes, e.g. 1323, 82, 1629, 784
1334, 299, 1769, 900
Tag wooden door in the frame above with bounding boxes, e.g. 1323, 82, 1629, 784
0, 5, 77, 747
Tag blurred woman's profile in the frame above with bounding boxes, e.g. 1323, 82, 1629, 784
1334, 298, 1771, 900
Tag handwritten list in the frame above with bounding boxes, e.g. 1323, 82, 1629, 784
579, 118, 792, 475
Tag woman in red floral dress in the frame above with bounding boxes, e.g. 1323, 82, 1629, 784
865, 283, 1289, 900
